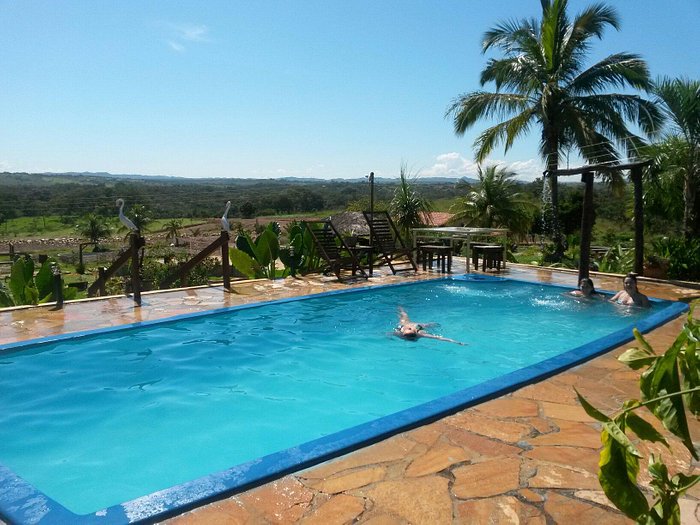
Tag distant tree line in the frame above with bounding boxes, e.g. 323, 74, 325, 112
0, 172, 464, 221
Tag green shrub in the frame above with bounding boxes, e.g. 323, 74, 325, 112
651, 236, 700, 281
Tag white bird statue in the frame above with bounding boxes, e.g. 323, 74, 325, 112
116, 198, 138, 232
221, 200, 231, 232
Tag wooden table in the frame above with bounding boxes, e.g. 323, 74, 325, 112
411, 227, 508, 273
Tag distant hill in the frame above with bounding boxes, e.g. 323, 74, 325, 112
41, 171, 182, 182
37, 172, 480, 184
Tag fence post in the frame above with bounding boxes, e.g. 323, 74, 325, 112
130, 232, 144, 306
221, 230, 230, 291
52, 264, 64, 309
98, 267, 106, 296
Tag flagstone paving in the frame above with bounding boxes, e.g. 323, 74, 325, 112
1, 263, 698, 524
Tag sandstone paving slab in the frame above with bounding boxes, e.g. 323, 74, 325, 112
235, 477, 314, 524
443, 428, 523, 460
512, 381, 579, 405
678, 498, 700, 525
298, 494, 365, 525
404, 421, 452, 447
574, 490, 622, 511
523, 445, 599, 474
523, 416, 556, 435
518, 488, 545, 503
305, 466, 386, 494
455, 495, 545, 525
452, 457, 521, 499
300, 436, 416, 479
543, 492, 629, 524
527, 419, 602, 449
404, 441, 469, 477
473, 396, 540, 418
444, 412, 534, 443
526, 460, 601, 490
165, 499, 249, 525
354, 476, 452, 525
539, 400, 594, 422
358, 514, 404, 525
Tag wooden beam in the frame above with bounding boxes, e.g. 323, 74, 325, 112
547, 158, 653, 177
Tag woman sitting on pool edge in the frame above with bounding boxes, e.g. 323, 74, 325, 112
565, 278, 606, 300
611, 273, 651, 308
394, 307, 466, 345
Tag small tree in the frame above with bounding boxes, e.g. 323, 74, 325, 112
449, 165, 535, 237
164, 219, 183, 247
390, 163, 432, 241
78, 213, 111, 249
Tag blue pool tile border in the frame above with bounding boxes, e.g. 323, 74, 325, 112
0, 276, 690, 524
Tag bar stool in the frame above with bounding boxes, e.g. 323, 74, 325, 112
418, 244, 452, 273
480, 245, 504, 271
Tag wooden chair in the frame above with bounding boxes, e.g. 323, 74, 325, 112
304, 220, 368, 281
362, 211, 417, 274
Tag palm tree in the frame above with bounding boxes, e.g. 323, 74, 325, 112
649, 77, 700, 239
78, 213, 110, 248
446, 0, 661, 256
390, 163, 433, 241
127, 204, 152, 233
449, 165, 535, 237
164, 219, 183, 246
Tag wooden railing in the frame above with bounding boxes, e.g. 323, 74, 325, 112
87, 232, 146, 306
159, 231, 231, 291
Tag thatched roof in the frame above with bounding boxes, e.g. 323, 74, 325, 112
328, 211, 370, 235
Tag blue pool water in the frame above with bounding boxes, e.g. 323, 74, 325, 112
0, 276, 687, 524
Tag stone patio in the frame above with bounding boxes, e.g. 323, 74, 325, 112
1, 262, 698, 524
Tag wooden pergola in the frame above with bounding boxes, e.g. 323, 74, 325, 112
545, 158, 653, 283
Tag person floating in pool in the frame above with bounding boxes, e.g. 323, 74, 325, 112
611, 273, 651, 308
566, 277, 606, 301
394, 307, 466, 345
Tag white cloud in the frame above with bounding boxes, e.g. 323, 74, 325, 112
167, 41, 184, 52
422, 152, 544, 182
176, 24, 209, 42
162, 22, 210, 52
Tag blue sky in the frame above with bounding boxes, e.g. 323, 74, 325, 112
1, 1, 698, 181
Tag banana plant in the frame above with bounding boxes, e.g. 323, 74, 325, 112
0, 255, 77, 307
577, 307, 699, 523
278, 222, 322, 276
229, 222, 280, 279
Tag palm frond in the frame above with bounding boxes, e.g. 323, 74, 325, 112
653, 77, 700, 145
570, 53, 651, 94
474, 110, 536, 162
446, 92, 531, 135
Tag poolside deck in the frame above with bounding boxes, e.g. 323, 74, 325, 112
1, 262, 698, 524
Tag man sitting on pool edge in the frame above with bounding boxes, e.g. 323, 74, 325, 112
394, 307, 466, 345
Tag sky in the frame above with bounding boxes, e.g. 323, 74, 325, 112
1, 1, 698, 182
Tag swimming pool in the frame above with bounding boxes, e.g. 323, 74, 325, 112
0, 275, 688, 524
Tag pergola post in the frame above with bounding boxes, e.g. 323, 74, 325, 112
578, 171, 594, 283
630, 166, 644, 275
